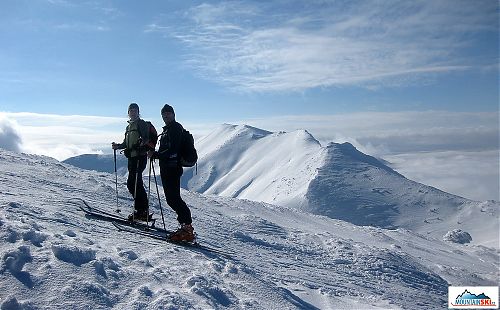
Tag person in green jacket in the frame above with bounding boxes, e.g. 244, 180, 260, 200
112, 103, 155, 221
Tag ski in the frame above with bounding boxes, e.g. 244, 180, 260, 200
112, 222, 232, 258
70, 197, 172, 234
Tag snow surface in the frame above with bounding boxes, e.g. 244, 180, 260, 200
182, 124, 499, 249
185, 124, 325, 210
0, 148, 498, 309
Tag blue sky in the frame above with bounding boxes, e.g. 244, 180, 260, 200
1, 0, 498, 119
0, 0, 498, 201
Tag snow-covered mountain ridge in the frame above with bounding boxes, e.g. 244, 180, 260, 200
64, 124, 499, 249
306, 141, 499, 248
1, 148, 498, 309
184, 124, 498, 248
185, 124, 325, 210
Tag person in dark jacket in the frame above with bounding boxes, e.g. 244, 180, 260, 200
112, 103, 154, 221
152, 103, 195, 242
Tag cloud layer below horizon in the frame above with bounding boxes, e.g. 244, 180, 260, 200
0, 110, 497, 201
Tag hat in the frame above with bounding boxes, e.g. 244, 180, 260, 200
161, 104, 174, 114
128, 103, 139, 112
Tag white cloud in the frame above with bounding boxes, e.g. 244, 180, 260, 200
4, 110, 497, 158
0, 111, 200, 161
4, 112, 125, 128
10, 1, 120, 33
385, 150, 499, 201
148, 0, 498, 92
0, 115, 23, 152
53, 22, 110, 32
239, 111, 499, 154
0, 112, 126, 161
1, 110, 498, 201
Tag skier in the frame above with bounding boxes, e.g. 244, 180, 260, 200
151, 104, 195, 242
112, 103, 155, 221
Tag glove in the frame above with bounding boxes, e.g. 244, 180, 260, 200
149, 151, 159, 160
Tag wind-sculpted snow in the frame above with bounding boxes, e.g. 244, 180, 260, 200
444, 229, 473, 244
0, 149, 498, 309
51, 244, 97, 266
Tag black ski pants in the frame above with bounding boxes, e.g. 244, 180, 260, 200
159, 164, 192, 225
127, 155, 148, 214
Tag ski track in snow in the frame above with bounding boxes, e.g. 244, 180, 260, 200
0, 149, 498, 309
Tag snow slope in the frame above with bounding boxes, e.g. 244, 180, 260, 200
185, 124, 325, 210
0, 149, 498, 309
184, 124, 499, 249
306, 142, 499, 248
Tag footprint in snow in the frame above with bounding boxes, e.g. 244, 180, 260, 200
22, 229, 49, 247
186, 275, 233, 307
94, 257, 122, 279
1, 296, 35, 310
64, 230, 77, 237
138, 286, 153, 297
1, 245, 34, 288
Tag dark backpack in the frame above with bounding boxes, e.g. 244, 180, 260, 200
178, 127, 198, 167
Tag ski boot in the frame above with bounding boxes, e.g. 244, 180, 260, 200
128, 210, 153, 222
169, 224, 195, 243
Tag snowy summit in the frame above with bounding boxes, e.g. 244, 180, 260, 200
182, 124, 498, 247
1, 124, 498, 309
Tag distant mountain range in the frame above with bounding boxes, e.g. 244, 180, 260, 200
64, 124, 499, 248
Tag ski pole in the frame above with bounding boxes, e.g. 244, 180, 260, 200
114, 149, 120, 213
146, 158, 152, 226
151, 163, 167, 234
132, 158, 140, 222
